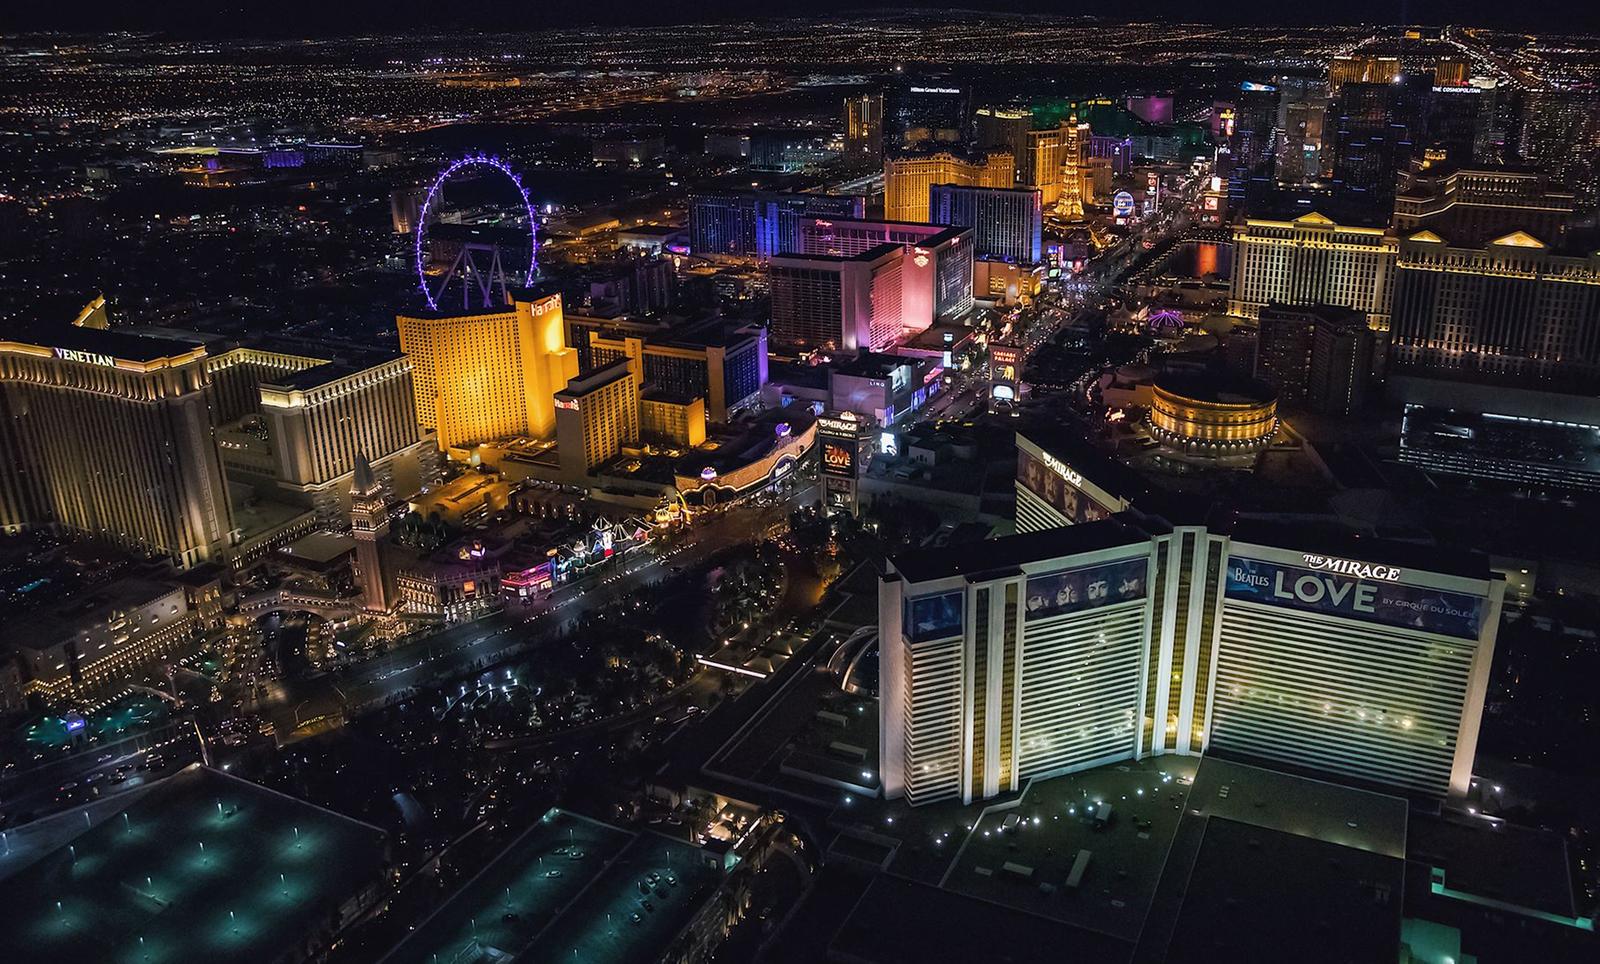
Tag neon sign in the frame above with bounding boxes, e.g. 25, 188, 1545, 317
554, 398, 579, 411
1300, 554, 1402, 582
54, 347, 116, 367
1041, 452, 1083, 486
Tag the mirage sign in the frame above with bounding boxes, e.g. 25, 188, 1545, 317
1225, 557, 1482, 639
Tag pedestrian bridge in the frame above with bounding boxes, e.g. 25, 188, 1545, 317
234, 589, 362, 621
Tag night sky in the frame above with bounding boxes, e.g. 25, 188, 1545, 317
2, 1, 1596, 36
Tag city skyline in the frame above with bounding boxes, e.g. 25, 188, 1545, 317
1, 10, 1597, 964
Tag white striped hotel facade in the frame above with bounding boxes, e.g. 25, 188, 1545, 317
880, 446, 1503, 806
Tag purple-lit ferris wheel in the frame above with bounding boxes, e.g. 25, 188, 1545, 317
414, 153, 539, 311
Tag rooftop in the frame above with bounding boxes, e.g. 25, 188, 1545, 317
889, 519, 1148, 584
1153, 370, 1277, 406
829, 868, 1134, 963
559, 358, 633, 398
1228, 518, 1492, 583
0, 766, 388, 964
1, 576, 182, 651
1, 324, 207, 364
1161, 818, 1404, 964
771, 242, 902, 265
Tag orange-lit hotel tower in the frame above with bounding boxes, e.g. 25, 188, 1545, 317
397, 290, 579, 451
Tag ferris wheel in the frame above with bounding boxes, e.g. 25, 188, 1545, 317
413, 153, 539, 311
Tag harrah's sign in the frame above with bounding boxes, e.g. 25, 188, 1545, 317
1300, 553, 1402, 582
54, 347, 117, 367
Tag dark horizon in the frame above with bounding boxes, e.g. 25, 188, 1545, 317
4, 2, 1600, 37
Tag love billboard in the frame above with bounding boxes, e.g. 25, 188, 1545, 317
1225, 557, 1482, 639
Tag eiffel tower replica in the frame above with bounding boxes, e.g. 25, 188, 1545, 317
1054, 114, 1087, 222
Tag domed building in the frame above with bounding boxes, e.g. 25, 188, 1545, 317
1148, 371, 1278, 454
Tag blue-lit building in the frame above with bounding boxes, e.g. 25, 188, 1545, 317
928, 183, 1043, 264
687, 191, 864, 260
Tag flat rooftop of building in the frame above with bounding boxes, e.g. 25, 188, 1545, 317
771, 241, 902, 264
1160, 817, 1404, 964
800, 215, 969, 244
617, 224, 682, 238
2, 323, 207, 362
0, 765, 388, 964
0, 575, 181, 651
901, 322, 977, 354
831, 351, 924, 379
1153, 370, 1276, 405
282, 531, 357, 566
559, 357, 633, 397
381, 809, 632, 964
677, 411, 816, 477
1407, 811, 1578, 919
381, 809, 721, 964
1227, 517, 1492, 583
1135, 755, 1410, 961
231, 496, 314, 542
1013, 418, 1192, 514
766, 359, 830, 391
519, 831, 722, 964
828, 873, 1135, 963
262, 353, 403, 391
889, 518, 1148, 584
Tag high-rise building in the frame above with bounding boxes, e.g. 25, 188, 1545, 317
1054, 116, 1089, 220
686, 191, 864, 260
1328, 54, 1400, 93
570, 318, 767, 424
1421, 82, 1490, 166
1331, 82, 1414, 209
0, 326, 233, 569
880, 432, 1506, 806
1389, 230, 1600, 391
1277, 99, 1327, 184
974, 107, 1030, 183
349, 454, 395, 614
1434, 58, 1471, 88
1231, 81, 1283, 172
769, 243, 907, 352
554, 359, 640, 481
883, 150, 1011, 223
396, 290, 579, 450
1393, 165, 1575, 247
640, 390, 706, 447
243, 350, 429, 521
795, 216, 974, 322
1255, 304, 1372, 412
843, 92, 884, 167
1254, 305, 1319, 406
1309, 309, 1375, 415
1021, 125, 1070, 205
1516, 88, 1600, 208
1228, 211, 1397, 331
928, 183, 1043, 264
884, 81, 969, 149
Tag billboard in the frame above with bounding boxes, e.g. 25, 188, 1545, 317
904, 590, 964, 642
1112, 191, 1136, 217
1017, 449, 1115, 525
990, 344, 1021, 383
1225, 557, 1483, 639
1024, 557, 1147, 621
822, 440, 856, 477
819, 411, 863, 479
